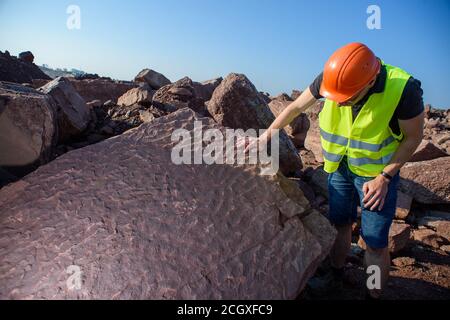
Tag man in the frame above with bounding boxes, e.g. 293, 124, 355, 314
249, 42, 424, 299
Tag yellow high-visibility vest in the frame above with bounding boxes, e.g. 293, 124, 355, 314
318, 62, 411, 177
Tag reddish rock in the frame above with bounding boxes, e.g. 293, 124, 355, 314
409, 139, 448, 162
299, 149, 319, 167
259, 92, 271, 104
436, 133, 450, 145
18, 51, 34, 63
301, 210, 337, 262
194, 77, 222, 101
39, 77, 91, 142
291, 90, 302, 100
309, 166, 329, 198
418, 218, 450, 242
413, 229, 447, 249
207, 73, 302, 176
152, 77, 207, 115
139, 110, 156, 123
388, 222, 412, 253
271, 93, 292, 102
425, 118, 440, 130
31, 79, 51, 88
269, 95, 309, 148
395, 191, 413, 220
0, 108, 335, 299
134, 68, 171, 90
0, 81, 57, 171
295, 179, 316, 204
358, 222, 411, 253
304, 103, 324, 163
0, 51, 51, 83
399, 157, 450, 204
117, 84, 154, 107
392, 257, 415, 268
424, 104, 431, 119
68, 78, 138, 105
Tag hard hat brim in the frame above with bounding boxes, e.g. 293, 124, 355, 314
319, 82, 356, 104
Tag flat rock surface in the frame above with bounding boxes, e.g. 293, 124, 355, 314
399, 157, 450, 205
0, 108, 335, 300
68, 78, 138, 105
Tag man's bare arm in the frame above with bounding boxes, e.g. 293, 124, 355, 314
261, 87, 318, 142
383, 112, 424, 177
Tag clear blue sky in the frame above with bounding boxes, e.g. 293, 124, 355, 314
1, 0, 449, 107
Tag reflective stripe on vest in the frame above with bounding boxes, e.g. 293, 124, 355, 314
320, 146, 395, 166
320, 128, 396, 152
318, 62, 411, 177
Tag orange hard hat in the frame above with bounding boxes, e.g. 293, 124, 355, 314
319, 42, 381, 103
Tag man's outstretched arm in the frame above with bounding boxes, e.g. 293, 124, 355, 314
260, 87, 318, 143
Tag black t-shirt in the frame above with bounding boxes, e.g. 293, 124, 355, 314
309, 64, 424, 135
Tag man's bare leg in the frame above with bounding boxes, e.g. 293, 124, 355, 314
364, 245, 390, 299
330, 224, 352, 269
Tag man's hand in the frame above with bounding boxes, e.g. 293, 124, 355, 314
362, 175, 390, 211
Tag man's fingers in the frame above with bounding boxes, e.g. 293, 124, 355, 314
364, 191, 379, 208
363, 183, 369, 196
370, 199, 381, 211
362, 187, 374, 203
378, 197, 385, 211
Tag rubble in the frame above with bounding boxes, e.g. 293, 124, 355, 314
0, 108, 336, 299
152, 77, 207, 115
0, 50, 50, 83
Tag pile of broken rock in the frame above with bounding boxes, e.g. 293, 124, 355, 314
0, 50, 448, 299
0, 51, 334, 299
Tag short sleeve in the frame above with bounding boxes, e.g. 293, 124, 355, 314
396, 77, 424, 120
309, 72, 324, 99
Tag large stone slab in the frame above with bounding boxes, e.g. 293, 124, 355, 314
0, 108, 335, 300
0, 82, 57, 174
39, 77, 91, 142
68, 78, 138, 105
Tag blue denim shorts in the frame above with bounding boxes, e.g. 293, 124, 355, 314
327, 158, 399, 249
